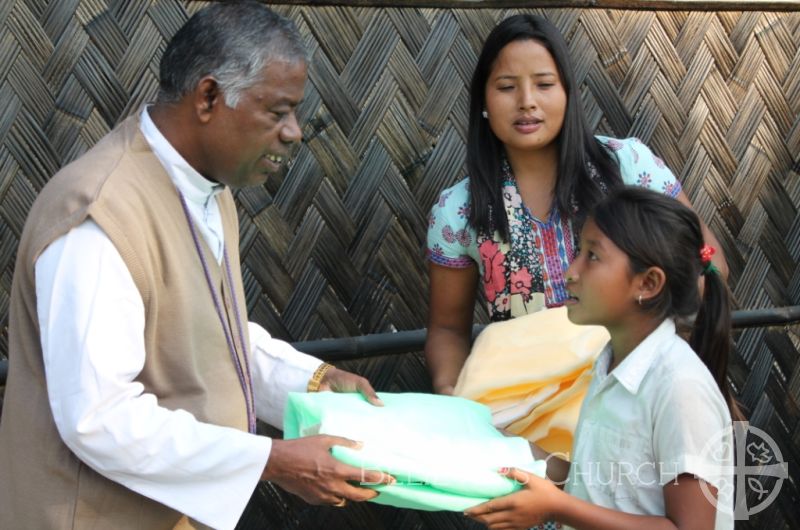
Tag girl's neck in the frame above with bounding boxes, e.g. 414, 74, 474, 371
606, 315, 664, 372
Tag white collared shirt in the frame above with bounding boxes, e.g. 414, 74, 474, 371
564, 319, 734, 530
35, 107, 323, 530
139, 109, 226, 262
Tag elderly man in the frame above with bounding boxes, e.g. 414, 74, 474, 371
0, 3, 389, 529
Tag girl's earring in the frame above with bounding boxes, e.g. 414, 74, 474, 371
637, 294, 643, 305
482, 110, 488, 119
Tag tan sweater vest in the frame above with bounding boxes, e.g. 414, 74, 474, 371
0, 115, 253, 529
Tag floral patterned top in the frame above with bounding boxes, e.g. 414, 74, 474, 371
426, 136, 682, 321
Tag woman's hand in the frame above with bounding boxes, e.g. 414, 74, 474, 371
424, 263, 479, 394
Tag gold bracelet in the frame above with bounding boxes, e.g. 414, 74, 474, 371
307, 363, 334, 393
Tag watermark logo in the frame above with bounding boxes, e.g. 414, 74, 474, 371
699, 421, 789, 520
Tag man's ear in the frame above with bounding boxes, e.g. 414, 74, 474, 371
193, 76, 222, 123
638, 266, 666, 304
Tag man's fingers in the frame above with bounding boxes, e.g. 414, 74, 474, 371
318, 367, 383, 406
346, 465, 395, 486
338, 481, 380, 502
314, 493, 350, 506
327, 457, 396, 486
357, 379, 384, 406
322, 435, 362, 451
315, 473, 385, 504
312, 437, 396, 486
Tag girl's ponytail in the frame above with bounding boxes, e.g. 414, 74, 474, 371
690, 266, 743, 420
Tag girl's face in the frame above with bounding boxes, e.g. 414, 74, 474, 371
564, 218, 640, 329
484, 39, 567, 158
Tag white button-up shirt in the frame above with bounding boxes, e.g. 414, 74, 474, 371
565, 319, 734, 530
35, 107, 323, 530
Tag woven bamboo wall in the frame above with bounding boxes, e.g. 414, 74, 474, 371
0, 1, 798, 528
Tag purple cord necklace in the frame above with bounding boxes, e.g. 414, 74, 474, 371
178, 192, 256, 434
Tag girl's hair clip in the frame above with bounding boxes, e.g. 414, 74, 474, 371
699, 244, 716, 264
700, 244, 720, 275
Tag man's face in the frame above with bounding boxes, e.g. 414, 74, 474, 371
204, 59, 307, 189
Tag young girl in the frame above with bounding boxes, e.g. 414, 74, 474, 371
465, 187, 736, 530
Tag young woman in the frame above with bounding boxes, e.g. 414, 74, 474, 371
465, 187, 737, 530
425, 14, 728, 398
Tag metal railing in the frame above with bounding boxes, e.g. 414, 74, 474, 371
297, 306, 800, 361
1, 306, 798, 384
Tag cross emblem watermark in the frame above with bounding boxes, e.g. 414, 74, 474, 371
699, 421, 789, 520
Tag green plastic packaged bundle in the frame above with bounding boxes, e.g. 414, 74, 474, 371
283, 391, 546, 511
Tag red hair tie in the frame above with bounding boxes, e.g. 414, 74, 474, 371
699, 244, 716, 264
699, 244, 719, 275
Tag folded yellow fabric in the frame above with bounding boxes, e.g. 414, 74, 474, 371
454, 306, 609, 456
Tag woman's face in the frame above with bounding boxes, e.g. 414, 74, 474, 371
484, 39, 567, 157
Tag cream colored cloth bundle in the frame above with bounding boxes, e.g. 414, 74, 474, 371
454, 307, 609, 457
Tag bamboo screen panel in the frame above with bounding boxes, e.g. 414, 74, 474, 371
0, 1, 798, 528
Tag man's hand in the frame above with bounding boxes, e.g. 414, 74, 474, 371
262, 436, 394, 506
319, 366, 384, 406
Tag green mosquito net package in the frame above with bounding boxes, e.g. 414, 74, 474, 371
283, 391, 546, 511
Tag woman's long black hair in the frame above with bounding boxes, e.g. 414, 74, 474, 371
467, 14, 622, 240
592, 187, 742, 420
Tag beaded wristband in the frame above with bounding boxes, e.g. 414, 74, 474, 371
307, 363, 334, 393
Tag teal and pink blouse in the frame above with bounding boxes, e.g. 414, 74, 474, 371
426, 136, 682, 321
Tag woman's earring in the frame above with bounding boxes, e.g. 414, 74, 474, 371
482, 110, 488, 119
637, 294, 643, 305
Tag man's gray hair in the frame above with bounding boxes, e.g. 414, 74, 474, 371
157, 2, 306, 108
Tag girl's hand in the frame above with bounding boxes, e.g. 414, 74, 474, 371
464, 468, 564, 530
